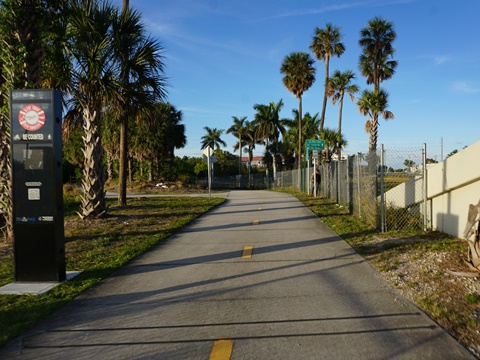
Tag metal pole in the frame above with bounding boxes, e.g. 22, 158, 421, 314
207, 151, 211, 200
336, 159, 340, 204
346, 157, 350, 210
423, 143, 428, 230
357, 155, 361, 218
307, 151, 311, 195
380, 144, 385, 232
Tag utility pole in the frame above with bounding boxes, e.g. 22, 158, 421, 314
440, 137, 444, 161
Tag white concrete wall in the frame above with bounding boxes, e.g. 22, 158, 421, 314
381, 140, 480, 238
384, 175, 423, 208
427, 140, 480, 238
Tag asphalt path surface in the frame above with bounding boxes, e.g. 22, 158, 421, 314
1, 190, 475, 359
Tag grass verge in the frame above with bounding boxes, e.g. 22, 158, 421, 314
282, 189, 479, 357
0, 194, 225, 347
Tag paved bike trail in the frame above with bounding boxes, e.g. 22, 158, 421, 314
0, 190, 475, 359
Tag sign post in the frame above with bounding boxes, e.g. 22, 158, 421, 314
306, 139, 325, 151
312, 151, 318, 197
10, 89, 65, 282
203, 146, 214, 199
306, 140, 324, 196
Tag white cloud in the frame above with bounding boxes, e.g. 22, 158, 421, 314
433, 55, 449, 65
266, 0, 415, 20
180, 106, 232, 116
452, 81, 480, 94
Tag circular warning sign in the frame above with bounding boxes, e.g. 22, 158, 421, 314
18, 104, 46, 131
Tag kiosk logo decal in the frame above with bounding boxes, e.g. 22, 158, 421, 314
18, 104, 46, 131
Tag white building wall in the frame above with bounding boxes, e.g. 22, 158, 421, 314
427, 140, 480, 238
381, 140, 480, 238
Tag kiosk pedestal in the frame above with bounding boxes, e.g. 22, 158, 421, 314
10, 89, 65, 282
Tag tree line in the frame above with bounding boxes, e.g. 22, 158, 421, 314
0, 0, 176, 242
0, 1, 398, 242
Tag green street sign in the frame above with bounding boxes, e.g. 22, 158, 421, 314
306, 139, 325, 150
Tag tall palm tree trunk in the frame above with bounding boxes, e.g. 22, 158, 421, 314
148, 159, 154, 182
0, 110, 12, 242
81, 107, 107, 218
337, 92, 344, 159
369, 116, 379, 153
118, 0, 129, 206
0, 51, 12, 241
320, 57, 329, 132
297, 96, 303, 189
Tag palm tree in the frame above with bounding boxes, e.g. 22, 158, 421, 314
65, 0, 119, 218
266, 100, 287, 181
310, 23, 345, 132
358, 17, 397, 155
243, 121, 257, 179
0, 1, 64, 240
201, 126, 227, 151
286, 110, 320, 153
320, 127, 348, 163
102, 110, 121, 181
280, 52, 316, 188
357, 89, 394, 153
320, 127, 348, 199
252, 103, 272, 184
327, 70, 358, 158
226, 116, 248, 176
155, 103, 186, 160
252, 100, 286, 185
133, 102, 186, 181
111, 6, 167, 206
296, 110, 321, 143
359, 17, 397, 92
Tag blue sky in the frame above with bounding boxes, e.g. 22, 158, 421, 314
116, 0, 480, 162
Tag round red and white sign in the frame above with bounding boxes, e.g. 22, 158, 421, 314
18, 104, 46, 131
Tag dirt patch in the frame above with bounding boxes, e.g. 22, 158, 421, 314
363, 236, 480, 358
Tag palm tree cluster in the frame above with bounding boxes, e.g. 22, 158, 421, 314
0, 0, 177, 239
201, 99, 317, 180
278, 18, 396, 165
212, 17, 397, 187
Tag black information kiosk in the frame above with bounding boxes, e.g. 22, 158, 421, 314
10, 89, 65, 282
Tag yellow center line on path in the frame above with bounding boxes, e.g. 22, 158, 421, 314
252, 219, 260, 225
241, 245, 254, 259
209, 339, 233, 360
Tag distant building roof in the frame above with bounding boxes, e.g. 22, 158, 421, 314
241, 156, 264, 167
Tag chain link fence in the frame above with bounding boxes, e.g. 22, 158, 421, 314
195, 144, 427, 232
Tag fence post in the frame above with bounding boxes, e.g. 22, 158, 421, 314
423, 143, 428, 230
356, 155, 361, 218
336, 160, 340, 203
380, 144, 386, 232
